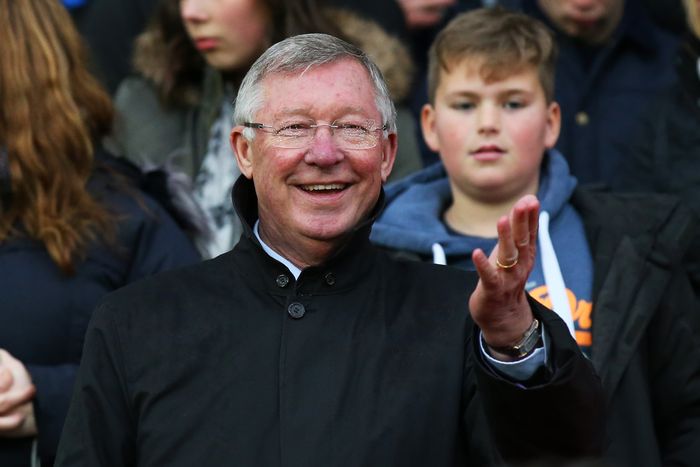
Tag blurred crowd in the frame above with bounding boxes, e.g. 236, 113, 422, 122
1, 0, 699, 466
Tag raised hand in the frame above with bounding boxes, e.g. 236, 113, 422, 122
468, 195, 539, 359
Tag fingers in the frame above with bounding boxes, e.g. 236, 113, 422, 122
0, 367, 13, 392
0, 384, 35, 415
0, 409, 26, 431
496, 215, 518, 268
511, 195, 539, 247
479, 195, 539, 283
472, 247, 498, 288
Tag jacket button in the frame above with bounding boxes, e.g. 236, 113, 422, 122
324, 272, 336, 286
276, 274, 290, 288
288, 302, 305, 319
575, 111, 589, 126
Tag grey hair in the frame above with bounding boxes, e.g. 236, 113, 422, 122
233, 33, 397, 139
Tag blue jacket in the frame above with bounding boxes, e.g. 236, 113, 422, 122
0, 150, 200, 466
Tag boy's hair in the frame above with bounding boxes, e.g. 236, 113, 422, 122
427, 7, 557, 103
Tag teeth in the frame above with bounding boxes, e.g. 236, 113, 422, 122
302, 184, 346, 191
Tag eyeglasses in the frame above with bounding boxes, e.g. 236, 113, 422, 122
242, 119, 388, 150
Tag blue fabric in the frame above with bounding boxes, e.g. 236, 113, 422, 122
373, 150, 575, 263
62, 0, 87, 9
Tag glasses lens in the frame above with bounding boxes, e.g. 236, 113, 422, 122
268, 120, 381, 149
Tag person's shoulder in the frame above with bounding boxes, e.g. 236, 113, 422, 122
376, 247, 476, 287
573, 188, 696, 251
90, 151, 181, 226
101, 253, 228, 313
573, 187, 687, 221
114, 75, 159, 109
89, 148, 202, 259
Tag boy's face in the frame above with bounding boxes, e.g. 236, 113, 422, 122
421, 60, 560, 204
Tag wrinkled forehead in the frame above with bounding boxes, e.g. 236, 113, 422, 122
255, 60, 382, 121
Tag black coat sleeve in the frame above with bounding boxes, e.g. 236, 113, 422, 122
55, 302, 136, 467
467, 297, 606, 463
650, 266, 700, 465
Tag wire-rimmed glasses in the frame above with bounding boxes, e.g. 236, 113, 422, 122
242, 119, 388, 150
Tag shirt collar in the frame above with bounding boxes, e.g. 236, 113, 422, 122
254, 220, 302, 279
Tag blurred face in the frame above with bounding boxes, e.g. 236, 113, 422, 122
684, 0, 700, 38
422, 60, 560, 204
537, 0, 624, 44
180, 0, 270, 72
231, 59, 397, 265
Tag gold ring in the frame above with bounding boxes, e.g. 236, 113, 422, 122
496, 256, 518, 269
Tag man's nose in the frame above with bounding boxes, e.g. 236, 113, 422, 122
304, 126, 344, 166
181, 0, 209, 22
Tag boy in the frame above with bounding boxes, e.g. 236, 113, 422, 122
371, 7, 700, 466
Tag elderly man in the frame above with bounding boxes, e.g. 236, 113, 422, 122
56, 34, 603, 466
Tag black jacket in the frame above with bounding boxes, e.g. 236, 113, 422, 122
571, 188, 700, 467
56, 177, 604, 466
615, 33, 700, 292
376, 185, 700, 466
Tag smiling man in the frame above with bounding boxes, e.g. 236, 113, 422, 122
55, 34, 604, 467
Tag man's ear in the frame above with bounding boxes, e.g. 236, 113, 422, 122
420, 103, 441, 153
380, 131, 398, 183
231, 127, 255, 179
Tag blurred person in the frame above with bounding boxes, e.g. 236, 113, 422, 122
504, 0, 680, 185
371, 8, 700, 466
616, 0, 700, 301
56, 33, 604, 466
409, 0, 680, 182
0, 1, 200, 465
66, 0, 160, 94
113, 0, 420, 259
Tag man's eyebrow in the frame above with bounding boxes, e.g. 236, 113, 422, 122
273, 106, 375, 119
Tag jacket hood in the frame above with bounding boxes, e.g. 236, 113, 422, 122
371, 149, 577, 257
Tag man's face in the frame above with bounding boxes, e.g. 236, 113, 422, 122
537, 0, 625, 44
421, 60, 560, 204
180, 0, 269, 72
232, 59, 396, 260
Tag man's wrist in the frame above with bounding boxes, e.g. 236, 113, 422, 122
484, 319, 542, 361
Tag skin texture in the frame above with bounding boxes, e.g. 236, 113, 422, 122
537, 0, 625, 44
422, 60, 560, 211
180, 0, 270, 72
232, 59, 397, 269
396, 0, 457, 29
0, 349, 36, 438
232, 56, 540, 358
